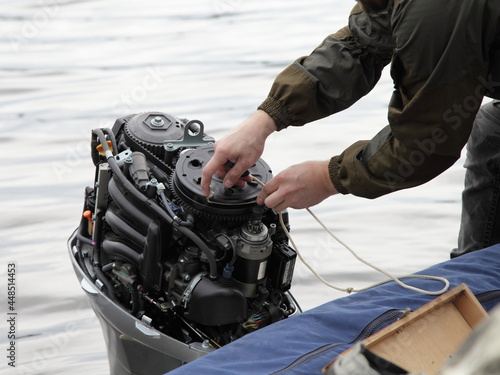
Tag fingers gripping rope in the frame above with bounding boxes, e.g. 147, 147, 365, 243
251, 175, 450, 296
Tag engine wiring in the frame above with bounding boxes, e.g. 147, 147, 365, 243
85, 120, 305, 350
249, 175, 450, 296
242, 313, 265, 330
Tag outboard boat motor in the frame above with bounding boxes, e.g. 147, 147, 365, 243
67, 112, 300, 375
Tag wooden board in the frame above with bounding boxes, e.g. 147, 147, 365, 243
323, 283, 488, 375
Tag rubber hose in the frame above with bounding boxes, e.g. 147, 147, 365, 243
105, 208, 146, 249
108, 178, 151, 232
102, 239, 141, 265
93, 128, 218, 279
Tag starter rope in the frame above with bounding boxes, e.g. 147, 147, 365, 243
250, 176, 450, 296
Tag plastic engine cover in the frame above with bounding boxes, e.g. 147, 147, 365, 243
185, 277, 247, 326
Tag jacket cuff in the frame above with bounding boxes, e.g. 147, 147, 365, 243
258, 97, 290, 131
328, 156, 350, 195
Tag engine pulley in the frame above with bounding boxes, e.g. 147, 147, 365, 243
171, 145, 272, 221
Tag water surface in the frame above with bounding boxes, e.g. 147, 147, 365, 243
0, 1, 464, 373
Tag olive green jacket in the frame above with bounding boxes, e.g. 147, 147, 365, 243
258, 0, 500, 198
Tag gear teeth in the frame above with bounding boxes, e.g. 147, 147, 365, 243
124, 125, 165, 160
168, 178, 250, 223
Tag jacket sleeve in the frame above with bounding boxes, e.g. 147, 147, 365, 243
260, 0, 494, 199
329, 0, 492, 198
258, 4, 394, 130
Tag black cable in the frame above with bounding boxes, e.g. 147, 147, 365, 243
92, 128, 218, 279
91, 211, 118, 301
158, 189, 193, 227
102, 127, 118, 155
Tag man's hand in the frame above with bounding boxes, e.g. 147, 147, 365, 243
201, 110, 276, 196
256, 160, 338, 211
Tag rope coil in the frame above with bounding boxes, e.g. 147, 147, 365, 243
251, 175, 450, 296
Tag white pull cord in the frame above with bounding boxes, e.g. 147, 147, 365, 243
251, 176, 450, 296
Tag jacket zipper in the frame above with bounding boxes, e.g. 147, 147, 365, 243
475, 290, 500, 305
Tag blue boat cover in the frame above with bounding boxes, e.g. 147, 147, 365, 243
167, 244, 500, 375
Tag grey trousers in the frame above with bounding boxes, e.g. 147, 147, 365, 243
453, 100, 500, 257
